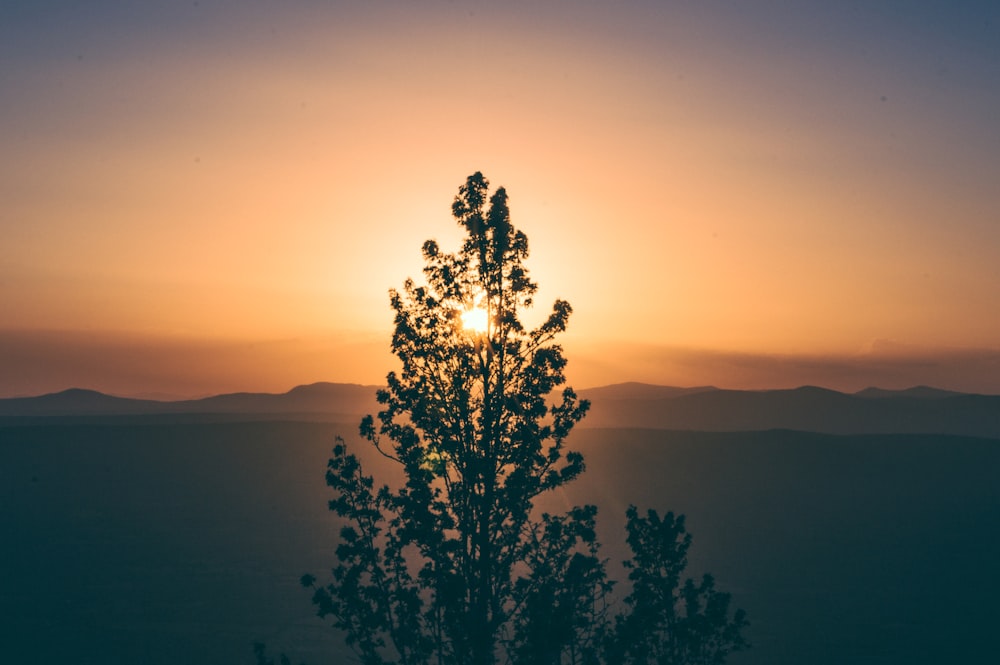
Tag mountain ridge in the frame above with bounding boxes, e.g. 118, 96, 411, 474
577, 383, 1000, 438
2, 382, 998, 438
0, 382, 380, 418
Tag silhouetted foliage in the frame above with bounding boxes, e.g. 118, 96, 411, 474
253, 642, 305, 665
607, 508, 748, 665
299, 173, 747, 665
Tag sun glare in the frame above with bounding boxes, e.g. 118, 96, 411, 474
461, 307, 490, 334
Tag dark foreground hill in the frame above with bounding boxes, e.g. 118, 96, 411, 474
3, 382, 999, 437
2, 418, 998, 664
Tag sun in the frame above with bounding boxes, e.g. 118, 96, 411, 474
460, 306, 490, 334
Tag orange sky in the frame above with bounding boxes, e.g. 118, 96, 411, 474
2, 1, 999, 397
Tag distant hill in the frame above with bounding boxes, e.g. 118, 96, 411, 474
0, 382, 380, 420
853, 385, 966, 399
577, 384, 1000, 439
575, 382, 718, 400
0, 388, 167, 417
175, 382, 380, 417
4, 382, 999, 438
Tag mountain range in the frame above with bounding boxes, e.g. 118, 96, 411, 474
2, 381, 998, 438
0, 383, 380, 420
579, 382, 1000, 437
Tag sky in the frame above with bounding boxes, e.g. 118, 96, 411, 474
2, 0, 999, 397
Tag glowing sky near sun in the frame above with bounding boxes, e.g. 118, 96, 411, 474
2, 1, 999, 397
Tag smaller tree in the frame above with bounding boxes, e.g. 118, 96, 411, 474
607, 507, 749, 665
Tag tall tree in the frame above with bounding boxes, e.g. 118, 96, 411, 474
300, 173, 746, 665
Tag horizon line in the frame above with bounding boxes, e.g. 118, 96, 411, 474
1, 380, 991, 403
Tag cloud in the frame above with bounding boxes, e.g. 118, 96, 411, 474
0, 329, 390, 399
566, 339, 1000, 394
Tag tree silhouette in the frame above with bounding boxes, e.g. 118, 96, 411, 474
607, 508, 748, 665
300, 173, 747, 665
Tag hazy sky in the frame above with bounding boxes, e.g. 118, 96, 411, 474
2, 1, 999, 397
